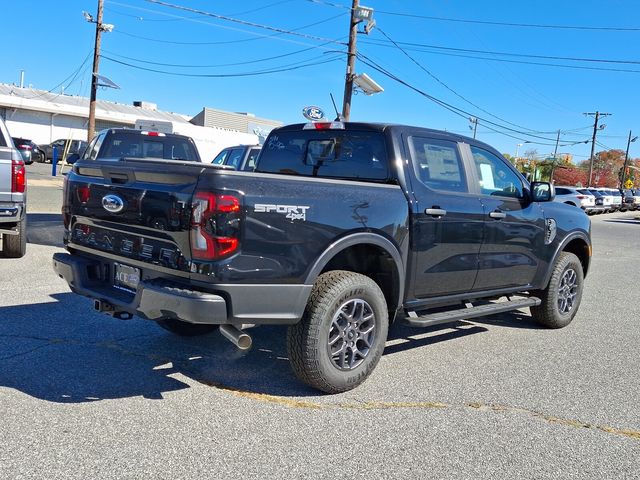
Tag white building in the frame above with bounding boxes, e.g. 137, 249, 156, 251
0, 83, 282, 161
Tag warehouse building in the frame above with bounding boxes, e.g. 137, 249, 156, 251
0, 83, 282, 160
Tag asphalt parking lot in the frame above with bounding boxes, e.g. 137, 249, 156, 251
1, 164, 639, 479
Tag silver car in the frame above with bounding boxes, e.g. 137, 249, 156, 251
553, 186, 597, 214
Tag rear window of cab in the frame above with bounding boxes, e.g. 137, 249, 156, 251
257, 130, 389, 181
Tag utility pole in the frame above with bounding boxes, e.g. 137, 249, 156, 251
549, 129, 561, 182
621, 130, 638, 188
469, 117, 478, 139
584, 111, 611, 187
87, 0, 104, 142
341, 0, 360, 121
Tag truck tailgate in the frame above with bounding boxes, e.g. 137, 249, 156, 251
65, 159, 205, 275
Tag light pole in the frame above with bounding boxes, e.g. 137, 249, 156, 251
621, 130, 638, 188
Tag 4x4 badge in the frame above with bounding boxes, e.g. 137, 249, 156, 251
102, 194, 124, 214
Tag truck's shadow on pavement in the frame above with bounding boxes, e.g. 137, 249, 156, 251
26, 213, 65, 248
0, 293, 537, 402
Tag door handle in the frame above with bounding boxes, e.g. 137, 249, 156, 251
489, 210, 507, 219
425, 208, 447, 217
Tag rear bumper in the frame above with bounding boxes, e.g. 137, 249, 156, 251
0, 204, 24, 232
52, 252, 310, 326
584, 205, 603, 214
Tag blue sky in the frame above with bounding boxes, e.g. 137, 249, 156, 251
2, 0, 639, 161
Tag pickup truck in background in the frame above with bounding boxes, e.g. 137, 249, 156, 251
53, 121, 591, 393
65, 128, 201, 164
0, 117, 27, 258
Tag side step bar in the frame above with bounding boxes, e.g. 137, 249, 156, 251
405, 297, 541, 328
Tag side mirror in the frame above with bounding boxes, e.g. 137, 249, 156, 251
531, 181, 555, 202
66, 153, 80, 165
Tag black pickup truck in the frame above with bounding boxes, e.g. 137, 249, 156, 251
53, 121, 591, 393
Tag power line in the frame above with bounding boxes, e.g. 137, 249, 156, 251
142, 0, 343, 44
361, 38, 640, 66
113, 11, 346, 45
102, 39, 339, 68
22, 51, 93, 100
102, 54, 342, 77
357, 53, 565, 143
375, 27, 563, 135
304, 0, 640, 32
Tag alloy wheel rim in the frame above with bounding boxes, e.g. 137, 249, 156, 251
327, 298, 376, 371
557, 268, 578, 314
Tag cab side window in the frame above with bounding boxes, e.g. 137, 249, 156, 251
409, 137, 467, 192
471, 146, 523, 199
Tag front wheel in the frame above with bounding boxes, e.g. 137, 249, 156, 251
287, 270, 389, 394
531, 252, 584, 328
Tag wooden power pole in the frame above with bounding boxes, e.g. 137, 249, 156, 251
341, 0, 360, 121
87, 0, 104, 141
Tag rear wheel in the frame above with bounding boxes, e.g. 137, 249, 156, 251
531, 252, 583, 329
155, 318, 218, 336
287, 270, 388, 394
3, 218, 27, 258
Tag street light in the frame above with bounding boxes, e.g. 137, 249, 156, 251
515, 141, 530, 158
620, 130, 638, 188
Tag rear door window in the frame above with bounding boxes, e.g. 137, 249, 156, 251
408, 137, 467, 192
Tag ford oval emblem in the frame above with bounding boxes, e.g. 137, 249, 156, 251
102, 194, 124, 214
302, 105, 325, 121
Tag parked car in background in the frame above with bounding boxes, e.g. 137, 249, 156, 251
577, 188, 604, 214
41, 139, 88, 163
553, 186, 596, 214
0, 120, 27, 257
11, 137, 43, 164
212, 144, 261, 171
591, 188, 614, 212
630, 188, 640, 210
620, 189, 635, 211
605, 188, 623, 211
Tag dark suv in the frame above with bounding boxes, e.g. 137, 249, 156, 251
11, 137, 43, 165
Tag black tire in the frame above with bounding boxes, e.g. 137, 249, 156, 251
3, 217, 27, 258
531, 252, 583, 329
287, 270, 389, 394
36, 150, 45, 163
155, 318, 218, 336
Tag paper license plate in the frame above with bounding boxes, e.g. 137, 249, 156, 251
114, 263, 140, 291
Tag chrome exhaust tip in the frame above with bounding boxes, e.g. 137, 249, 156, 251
219, 324, 252, 350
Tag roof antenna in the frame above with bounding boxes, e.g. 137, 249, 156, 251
330, 93, 344, 121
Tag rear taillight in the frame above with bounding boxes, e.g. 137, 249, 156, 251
76, 185, 91, 204
18, 144, 32, 150
11, 159, 26, 193
576, 195, 587, 199
190, 191, 241, 260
